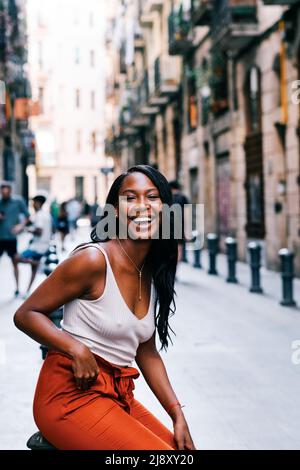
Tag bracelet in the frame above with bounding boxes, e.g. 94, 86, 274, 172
166, 401, 185, 415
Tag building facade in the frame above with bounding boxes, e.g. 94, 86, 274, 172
0, 0, 35, 199
27, 0, 107, 205
105, 0, 300, 275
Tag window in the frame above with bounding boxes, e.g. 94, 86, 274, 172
75, 47, 80, 65
216, 155, 231, 236
209, 49, 229, 117
90, 50, 95, 67
75, 176, 84, 201
38, 87, 44, 113
91, 131, 97, 153
245, 66, 261, 133
37, 177, 51, 193
91, 91, 95, 110
75, 89, 80, 108
76, 130, 81, 153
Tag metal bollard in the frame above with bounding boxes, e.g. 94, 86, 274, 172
278, 248, 296, 307
248, 242, 263, 293
43, 262, 58, 277
193, 248, 202, 269
225, 237, 238, 283
45, 252, 59, 265
207, 233, 219, 275
182, 240, 188, 263
191, 230, 202, 269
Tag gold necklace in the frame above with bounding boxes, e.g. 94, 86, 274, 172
116, 237, 146, 301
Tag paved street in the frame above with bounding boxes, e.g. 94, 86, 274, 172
1, 230, 300, 449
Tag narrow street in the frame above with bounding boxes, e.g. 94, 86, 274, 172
1, 229, 299, 449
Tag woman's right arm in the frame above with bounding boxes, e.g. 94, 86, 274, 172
14, 247, 105, 390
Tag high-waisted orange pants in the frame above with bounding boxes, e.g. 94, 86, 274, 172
33, 350, 177, 450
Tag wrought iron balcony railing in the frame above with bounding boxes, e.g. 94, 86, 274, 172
191, 0, 214, 26
212, 0, 259, 52
168, 3, 194, 56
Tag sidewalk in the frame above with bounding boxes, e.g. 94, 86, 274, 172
183, 248, 300, 308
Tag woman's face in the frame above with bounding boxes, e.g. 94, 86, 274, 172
117, 172, 162, 240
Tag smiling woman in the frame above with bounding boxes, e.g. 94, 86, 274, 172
13, 164, 196, 451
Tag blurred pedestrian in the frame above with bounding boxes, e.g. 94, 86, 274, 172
169, 180, 189, 263
89, 197, 100, 227
50, 198, 59, 232
82, 199, 91, 217
66, 198, 82, 240
0, 181, 30, 296
15, 195, 52, 296
56, 202, 69, 252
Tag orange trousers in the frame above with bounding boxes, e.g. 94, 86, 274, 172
33, 350, 177, 450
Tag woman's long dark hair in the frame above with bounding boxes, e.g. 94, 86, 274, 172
91, 164, 178, 351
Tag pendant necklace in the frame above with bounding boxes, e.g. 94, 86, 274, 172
116, 236, 146, 301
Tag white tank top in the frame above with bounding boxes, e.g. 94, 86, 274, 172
61, 243, 156, 367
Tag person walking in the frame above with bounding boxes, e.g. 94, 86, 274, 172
14, 195, 52, 296
56, 202, 69, 252
0, 181, 30, 296
66, 198, 82, 240
169, 180, 190, 263
50, 198, 59, 232
89, 197, 100, 228
14, 165, 196, 451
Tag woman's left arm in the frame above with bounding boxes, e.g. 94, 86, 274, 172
135, 333, 197, 450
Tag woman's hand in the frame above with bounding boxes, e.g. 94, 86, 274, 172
71, 343, 100, 391
173, 415, 197, 450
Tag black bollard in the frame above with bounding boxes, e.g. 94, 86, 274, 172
48, 244, 57, 254
43, 262, 58, 277
193, 248, 202, 269
225, 237, 238, 283
191, 230, 202, 269
248, 242, 263, 293
45, 252, 59, 265
207, 233, 219, 275
279, 248, 296, 307
182, 240, 188, 263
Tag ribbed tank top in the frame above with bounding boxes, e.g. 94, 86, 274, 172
61, 243, 156, 367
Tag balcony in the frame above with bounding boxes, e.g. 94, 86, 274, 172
262, 1, 299, 4
124, 83, 153, 129
191, 0, 214, 26
138, 73, 160, 116
119, 107, 137, 137
154, 55, 180, 96
212, 0, 259, 53
168, 4, 194, 56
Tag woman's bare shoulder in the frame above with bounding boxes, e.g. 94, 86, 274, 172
66, 243, 107, 275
